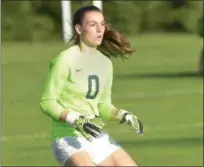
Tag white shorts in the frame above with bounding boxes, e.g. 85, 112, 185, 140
52, 133, 120, 166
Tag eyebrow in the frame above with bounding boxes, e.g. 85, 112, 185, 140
87, 20, 105, 24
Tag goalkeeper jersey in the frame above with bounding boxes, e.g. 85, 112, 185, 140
40, 45, 116, 140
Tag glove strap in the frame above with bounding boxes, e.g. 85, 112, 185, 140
116, 109, 130, 121
65, 111, 81, 125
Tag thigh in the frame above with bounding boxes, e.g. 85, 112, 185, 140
64, 151, 95, 166
97, 155, 115, 166
111, 148, 138, 166
89, 133, 120, 166
52, 136, 95, 166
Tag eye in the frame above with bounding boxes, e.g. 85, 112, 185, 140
101, 22, 105, 26
90, 23, 95, 27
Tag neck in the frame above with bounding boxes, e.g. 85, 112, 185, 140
78, 41, 97, 55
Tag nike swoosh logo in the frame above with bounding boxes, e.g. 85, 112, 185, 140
76, 69, 83, 72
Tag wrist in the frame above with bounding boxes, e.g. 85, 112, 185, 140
65, 111, 81, 125
116, 109, 130, 121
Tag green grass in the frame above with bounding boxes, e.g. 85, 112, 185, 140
2, 33, 203, 166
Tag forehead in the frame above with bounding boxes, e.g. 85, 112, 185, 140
83, 11, 104, 23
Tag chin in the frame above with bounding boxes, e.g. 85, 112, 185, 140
90, 43, 101, 48
95, 41, 103, 46
87, 40, 102, 48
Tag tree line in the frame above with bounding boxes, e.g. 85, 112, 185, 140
2, 0, 203, 41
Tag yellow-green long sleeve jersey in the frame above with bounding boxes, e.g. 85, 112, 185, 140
40, 45, 117, 140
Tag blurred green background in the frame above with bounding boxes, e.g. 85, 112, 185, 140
2, 1, 204, 41
1, 0, 203, 166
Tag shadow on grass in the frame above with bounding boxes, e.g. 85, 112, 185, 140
116, 71, 203, 79
118, 137, 203, 148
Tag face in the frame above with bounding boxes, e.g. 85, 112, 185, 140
75, 11, 106, 47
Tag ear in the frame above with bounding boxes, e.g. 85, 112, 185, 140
75, 24, 82, 35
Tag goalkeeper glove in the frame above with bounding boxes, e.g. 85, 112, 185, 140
116, 109, 143, 135
66, 111, 105, 141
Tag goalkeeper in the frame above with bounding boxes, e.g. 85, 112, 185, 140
40, 5, 143, 167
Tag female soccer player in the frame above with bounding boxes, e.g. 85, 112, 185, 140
40, 5, 143, 166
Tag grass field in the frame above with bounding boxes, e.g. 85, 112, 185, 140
2, 33, 203, 166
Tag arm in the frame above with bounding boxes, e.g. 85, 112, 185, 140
40, 55, 104, 141
40, 55, 79, 124
98, 60, 119, 121
98, 60, 143, 135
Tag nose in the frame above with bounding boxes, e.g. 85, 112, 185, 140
96, 25, 103, 32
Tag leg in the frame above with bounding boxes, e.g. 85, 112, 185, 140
52, 137, 96, 166
97, 148, 138, 166
64, 151, 95, 166
111, 148, 138, 166
93, 133, 137, 166
97, 155, 115, 166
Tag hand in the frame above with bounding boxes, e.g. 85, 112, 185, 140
74, 116, 105, 141
89, 116, 105, 129
116, 109, 143, 135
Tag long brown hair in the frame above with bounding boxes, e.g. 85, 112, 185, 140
69, 5, 135, 59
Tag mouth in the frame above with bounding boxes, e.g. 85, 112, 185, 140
97, 35, 103, 40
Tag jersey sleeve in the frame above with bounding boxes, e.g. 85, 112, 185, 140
40, 54, 69, 120
98, 60, 117, 120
